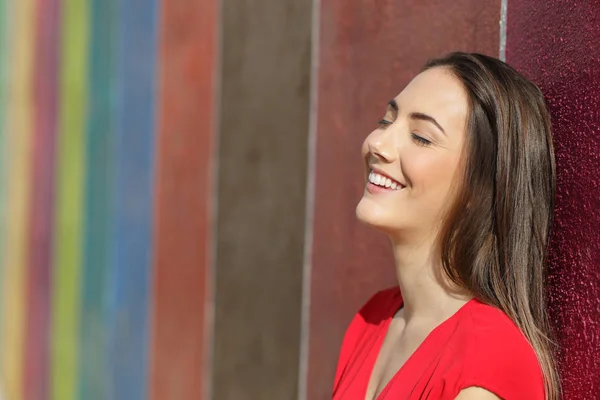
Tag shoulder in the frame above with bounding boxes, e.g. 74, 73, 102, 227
456, 300, 545, 399
334, 287, 401, 387
342, 286, 400, 340
454, 386, 501, 400
358, 287, 401, 320
464, 301, 542, 372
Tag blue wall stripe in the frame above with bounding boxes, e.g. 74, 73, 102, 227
109, 0, 158, 398
78, 0, 116, 398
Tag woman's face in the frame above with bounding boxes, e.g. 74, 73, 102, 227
356, 67, 469, 240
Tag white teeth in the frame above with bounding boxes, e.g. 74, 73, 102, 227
367, 171, 403, 190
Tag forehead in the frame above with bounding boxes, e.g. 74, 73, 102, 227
394, 67, 469, 132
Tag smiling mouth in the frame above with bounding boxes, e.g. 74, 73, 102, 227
368, 171, 405, 190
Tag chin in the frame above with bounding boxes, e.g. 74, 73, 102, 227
356, 197, 396, 232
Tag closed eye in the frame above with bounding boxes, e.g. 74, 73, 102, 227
411, 133, 432, 147
378, 119, 393, 128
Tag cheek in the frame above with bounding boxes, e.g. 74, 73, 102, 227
404, 151, 461, 200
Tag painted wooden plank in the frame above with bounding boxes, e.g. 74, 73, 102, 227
24, 0, 59, 399
109, 0, 158, 398
0, 0, 36, 398
150, 0, 215, 398
305, 1, 501, 398
51, 0, 89, 398
77, 0, 116, 398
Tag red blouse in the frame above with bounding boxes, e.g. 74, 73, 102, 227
333, 287, 545, 399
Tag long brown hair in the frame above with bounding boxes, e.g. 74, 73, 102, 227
424, 52, 560, 399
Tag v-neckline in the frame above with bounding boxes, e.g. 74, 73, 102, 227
364, 293, 475, 400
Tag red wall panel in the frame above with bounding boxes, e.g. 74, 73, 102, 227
506, 3, 600, 398
307, 1, 501, 398
150, 0, 216, 398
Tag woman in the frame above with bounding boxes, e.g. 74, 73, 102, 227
332, 52, 560, 400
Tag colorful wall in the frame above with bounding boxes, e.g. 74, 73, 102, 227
0, 0, 212, 399
0, 0, 598, 399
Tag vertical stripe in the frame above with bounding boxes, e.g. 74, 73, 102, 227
78, 0, 115, 398
204, 0, 223, 395
110, 0, 157, 398
25, 0, 59, 398
212, 0, 311, 397
51, 0, 89, 398
298, 0, 320, 398
499, 0, 508, 61
0, 0, 36, 398
0, 0, 9, 359
151, 0, 214, 398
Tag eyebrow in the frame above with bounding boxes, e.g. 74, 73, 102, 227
387, 99, 447, 136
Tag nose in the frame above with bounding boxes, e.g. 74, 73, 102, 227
366, 129, 395, 163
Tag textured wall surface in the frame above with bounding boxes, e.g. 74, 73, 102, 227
507, 2, 600, 398
212, 0, 312, 398
306, 1, 501, 398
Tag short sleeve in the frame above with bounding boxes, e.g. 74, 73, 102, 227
459, 311, 546, 399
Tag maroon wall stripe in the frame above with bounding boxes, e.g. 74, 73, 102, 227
306, 1, 501, 398
24, 0, 59, 398
150, 0, 217, 398
506, 2, 600, 398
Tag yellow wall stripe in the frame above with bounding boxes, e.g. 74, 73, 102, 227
51, 0, 89, 399
0, 0, 36, 398
0, 0, 10, 373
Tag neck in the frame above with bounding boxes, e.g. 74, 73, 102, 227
390, 234, 471, 324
